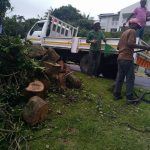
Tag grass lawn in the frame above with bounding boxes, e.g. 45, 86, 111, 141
1, 72, 150, 150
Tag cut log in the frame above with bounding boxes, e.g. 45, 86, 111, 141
42, 47, 60, 62
57, 60, 71, 73
43, 61, 61, 75
66, 74, 81, 89
25, 80, 45, 97
57, 73, 67, 89
23, 96, 49, 126
28, 46, 60, 62
28, 45, 47, 59
26, 80, 44, 92
40, 79, 51, 91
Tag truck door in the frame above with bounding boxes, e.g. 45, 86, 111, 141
27, 22, 45, 44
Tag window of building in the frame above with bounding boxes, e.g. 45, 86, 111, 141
112, 16, 119, 21
112, 16, 119, 26
101, 29, 105, 32
122, 13, 132, 19
111, 28, 117, 32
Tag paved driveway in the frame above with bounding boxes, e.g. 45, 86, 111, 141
68, 64, 150, 89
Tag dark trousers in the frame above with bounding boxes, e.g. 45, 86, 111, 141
136, 27, 144, 39
88, 51, 101, 76
114, 60, 135, 98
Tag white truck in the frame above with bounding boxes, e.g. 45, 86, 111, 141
26, 14, 150, 78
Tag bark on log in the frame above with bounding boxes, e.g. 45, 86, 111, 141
29, 46, 60, 62
66, 74, 81, 89
43, 61, 61, 75
41, 47, 60, 62
23, 96, 49, 126
40, 78, 51, 91
57, 60, 71, 73
28, 45, 47, 59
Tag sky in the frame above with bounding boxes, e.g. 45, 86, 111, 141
9, 0, 140, 20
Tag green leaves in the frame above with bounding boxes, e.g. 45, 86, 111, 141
104, 44, 116, 57
0, 36, 42, 103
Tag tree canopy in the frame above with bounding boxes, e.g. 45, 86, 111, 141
51, 5, 94, 37
0, 0, 12, 18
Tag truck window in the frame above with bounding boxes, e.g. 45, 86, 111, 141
30, 22, 44, 35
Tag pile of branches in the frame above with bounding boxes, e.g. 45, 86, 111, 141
0, 36, 43, 104
0, 103, 29, 150
0, 36, 44, 149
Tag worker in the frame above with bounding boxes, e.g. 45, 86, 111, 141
123, 0, 150, 39
113, 18, 150, 104
86, 21, 106, 77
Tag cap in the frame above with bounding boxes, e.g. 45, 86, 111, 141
93, 20, 100, 25
128, 18, 142, 27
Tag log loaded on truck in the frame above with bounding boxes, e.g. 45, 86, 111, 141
26, 13, 150, 79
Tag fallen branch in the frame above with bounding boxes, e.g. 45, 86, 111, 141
0, 128, 18, 133
0, 72, 19, 77
119, 122, 150, 133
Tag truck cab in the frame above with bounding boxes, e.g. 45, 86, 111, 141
27, 20, 46, 44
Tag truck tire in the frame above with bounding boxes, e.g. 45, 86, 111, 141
102, 64, 117, 79
80, 54, 89, 74
101, 55, 118, 79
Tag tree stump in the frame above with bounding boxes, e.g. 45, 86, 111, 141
23, 96, 49, 126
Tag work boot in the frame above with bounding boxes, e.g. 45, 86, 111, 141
113, 93, 122, 100
126, 96, 140, 104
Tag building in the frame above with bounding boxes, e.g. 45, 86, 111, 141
99, 13, 119, 32
99, 1, 150, 32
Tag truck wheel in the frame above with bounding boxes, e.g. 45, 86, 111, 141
102, 64, 117, 79
100, 54, 118, 79
80, 54, 89, 74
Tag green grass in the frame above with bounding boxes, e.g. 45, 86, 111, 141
3, 72, 150, 150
